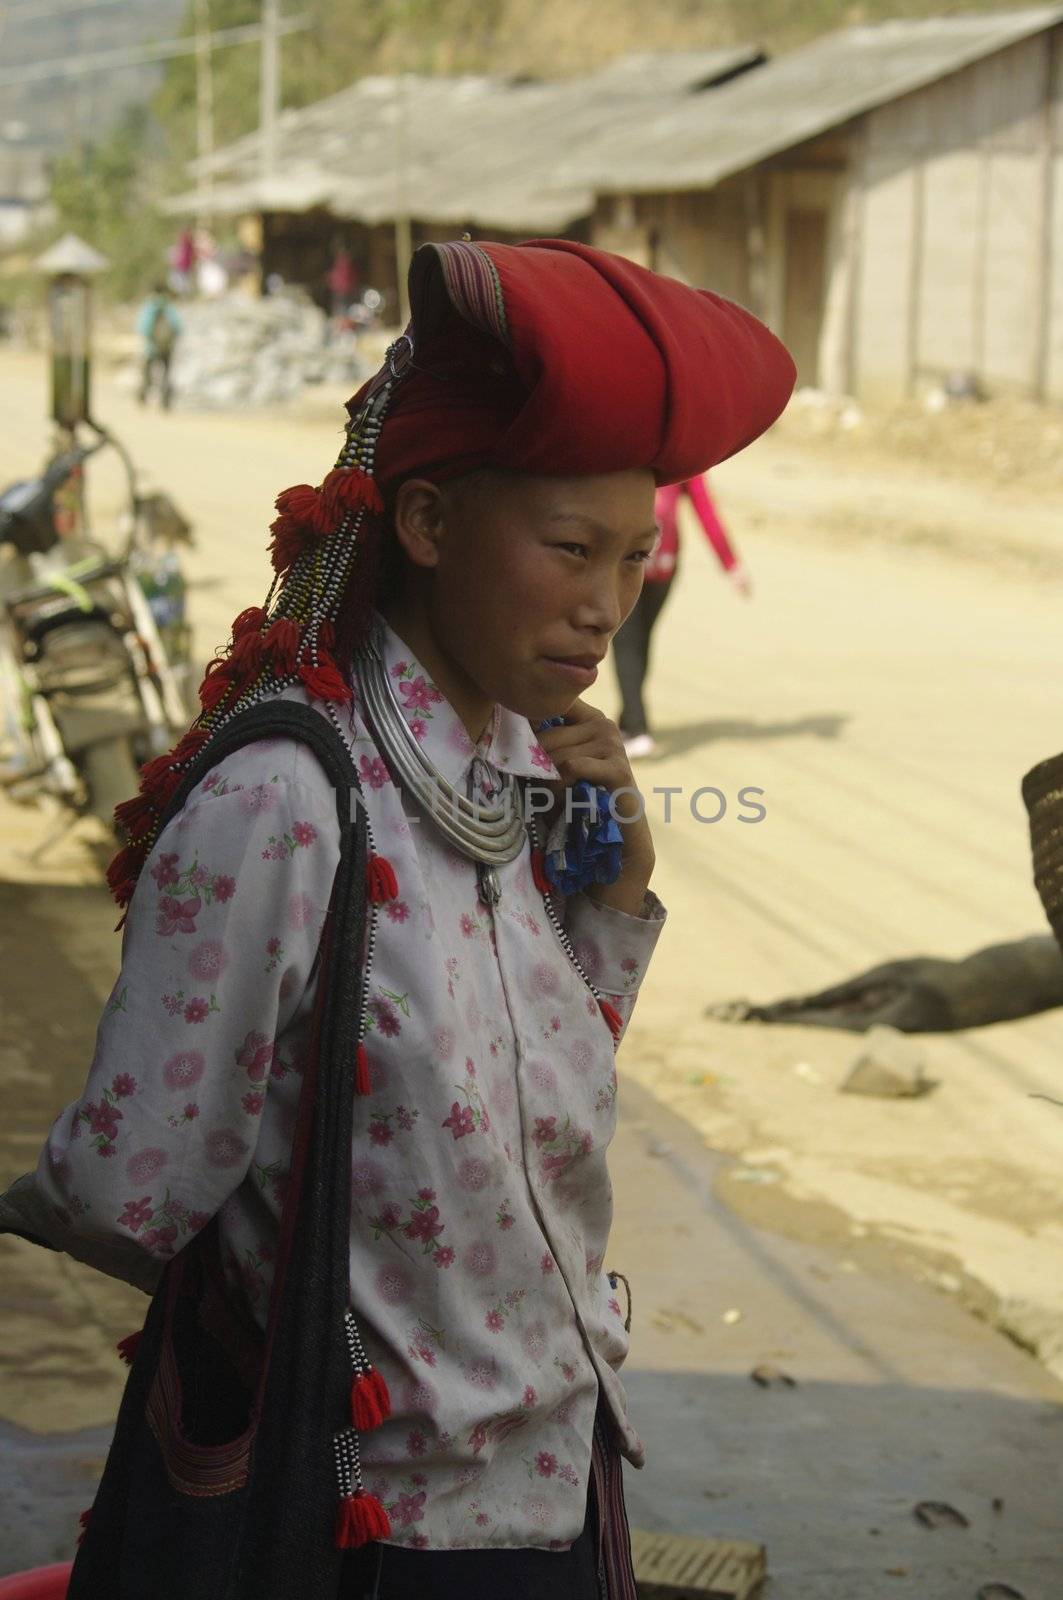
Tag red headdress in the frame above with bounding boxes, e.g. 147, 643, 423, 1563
107, 239, 795, 909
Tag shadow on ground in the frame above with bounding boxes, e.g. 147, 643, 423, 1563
647, 712, 849, 762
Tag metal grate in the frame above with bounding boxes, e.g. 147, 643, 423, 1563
631, 1528, 767, 1600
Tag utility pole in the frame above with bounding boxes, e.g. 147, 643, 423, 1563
260, 0, 280, 180
194, 0, 215, 233
394, 72, 412, 325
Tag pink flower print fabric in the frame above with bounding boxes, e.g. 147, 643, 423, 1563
16, 613, 666, 1555
26, 739, 340, 1281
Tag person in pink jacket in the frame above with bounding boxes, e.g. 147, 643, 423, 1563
612, 474, 750, 758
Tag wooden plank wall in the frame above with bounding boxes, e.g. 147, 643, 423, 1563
853, 26, 1063, 402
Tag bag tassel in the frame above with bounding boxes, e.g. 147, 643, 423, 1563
355, 1041, 371, 1096
530, 848, 552, 896
598, 998, 623, 1041
116, 1329, 142, 1366
77, 1507, 92, 1547
335, 1487, 391, 1549
351, 1366, 392, 1431
365, 854, 398, 904
299, 652, 353, 705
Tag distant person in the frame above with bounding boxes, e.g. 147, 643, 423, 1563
168, 227, 197, 296
327, 245, 359, 322
613, 474, 750, 758
136, 283, 182, 410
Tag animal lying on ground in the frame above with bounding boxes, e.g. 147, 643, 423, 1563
706, 934, 1063, 1033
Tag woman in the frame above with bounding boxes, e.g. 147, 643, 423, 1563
613, 475, 751, 760
1, 238, 794, 1598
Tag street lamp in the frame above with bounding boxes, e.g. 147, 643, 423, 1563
34, 232, 110, 434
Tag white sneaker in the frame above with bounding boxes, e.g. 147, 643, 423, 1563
623, 733, 656, 759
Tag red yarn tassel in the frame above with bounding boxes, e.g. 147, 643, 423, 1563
77, 1506, 92, 1547
365, 855, 398, 904
265, 617, 302, 675
106, 844, 143, 902
299, 653, 352, 705
355, 1042, 371, 1096
321, 465, 384, 519
139, 750, 177, 789
229, 628, 265, 672
269, 510, 310, 574
335, 1489, 391, 1550
198, 664, 235, 713
351, 1366, 391, 1430
116, 1329, 142, 1366
598, 999, 623, 1041
531, 849, 551, 896
113, 792, 155, 840
274, 483, 320, 522
171, 728, 210, 767
231, 604, 267, 640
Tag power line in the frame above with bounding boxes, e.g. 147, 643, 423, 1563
0, 13, 311, 89
0, 0, 143, 19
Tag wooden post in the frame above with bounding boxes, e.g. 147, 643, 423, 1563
194, 0, 215, 235
1033, 31, 1058, 400
260, 0, 280, 180
905, 156, 925, 397
971, 144, 991, 386
394, 73, 412, 326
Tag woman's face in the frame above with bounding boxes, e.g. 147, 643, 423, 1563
394, 468, 658, 725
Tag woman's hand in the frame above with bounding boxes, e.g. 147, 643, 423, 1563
534, 699, 655, 917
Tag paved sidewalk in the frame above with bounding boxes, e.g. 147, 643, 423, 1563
613, 1081, 1063, 1600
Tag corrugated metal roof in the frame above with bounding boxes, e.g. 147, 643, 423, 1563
166, 11, 1063, 228
558, 6, 1063, 193
165, 47, 762, 228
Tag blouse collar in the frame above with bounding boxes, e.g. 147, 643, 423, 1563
371, 613, 560, 787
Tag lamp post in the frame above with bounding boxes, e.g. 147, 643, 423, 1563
35, 232, 110, 436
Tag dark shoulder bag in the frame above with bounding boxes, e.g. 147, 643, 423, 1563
69, 701, 366, 1600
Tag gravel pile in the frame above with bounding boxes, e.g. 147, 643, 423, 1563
141, 290, 368, 409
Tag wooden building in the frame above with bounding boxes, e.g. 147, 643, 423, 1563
580, 8, 1063, 402
169, 12, 1063, 405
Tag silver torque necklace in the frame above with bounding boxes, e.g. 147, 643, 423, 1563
355, 637, 526, 907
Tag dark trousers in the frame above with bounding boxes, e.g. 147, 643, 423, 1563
612, 576, 675, 737
339, 1475, 603, 1599
140, 351, 173, 409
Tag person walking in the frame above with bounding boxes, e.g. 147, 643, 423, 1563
136, 283, 182, 410
613, 474, 750, 758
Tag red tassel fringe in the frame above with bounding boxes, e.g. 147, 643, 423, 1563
598, 999, 623, 1041
106, 844, 143, 905
231, 604, 267, 640
269, 510, 311, 574
113, 792, 155, 840
321, 465, 384, 519
299, 653, 352, 705
77, 1506, 92, 1547
351, 1366, 391, 1430
274, 483, 320, 522
531, 849, 551, 896
355, 1042, 371, 1096
335, 1489, 391, 1550
365, 855, 398, 904
265, 617, 302, 675
229, 629, 265, 672
198, 664, 235, 713
116, 1329, 142, 1366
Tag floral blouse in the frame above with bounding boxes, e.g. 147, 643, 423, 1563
12, 612, 666, 1553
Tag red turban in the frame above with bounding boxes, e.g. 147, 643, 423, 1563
348, 238, 796, 491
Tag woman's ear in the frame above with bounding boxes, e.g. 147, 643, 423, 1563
392, 479, 446, 571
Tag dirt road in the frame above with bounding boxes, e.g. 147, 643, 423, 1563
1, 344, 1061, 1592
